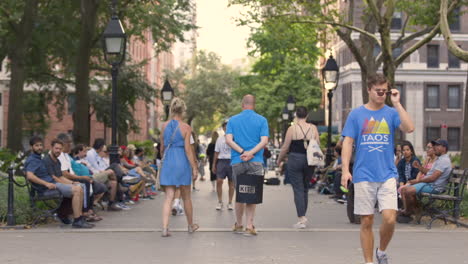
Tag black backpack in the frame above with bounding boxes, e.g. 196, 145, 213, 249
264, 177, 280, 185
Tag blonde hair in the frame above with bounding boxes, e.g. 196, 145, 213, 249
170, 97, 186, 117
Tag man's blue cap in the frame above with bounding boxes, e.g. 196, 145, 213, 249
431, 139, 448, 149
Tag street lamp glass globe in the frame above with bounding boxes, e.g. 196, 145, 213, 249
162, 91, 173, 102
282, 112, 289, 120
105, 37, 124, 54
287, 102, 295, 111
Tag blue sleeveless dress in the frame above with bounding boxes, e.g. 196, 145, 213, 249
160, 120, 192, 187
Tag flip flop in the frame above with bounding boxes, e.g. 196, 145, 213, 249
188, 224, 199, 233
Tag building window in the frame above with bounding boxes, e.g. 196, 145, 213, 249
395, 83, 405, 106
427, 45, 439, 68
449, 7, 461, 31
447, 127, 460, 151
391, 12, 402, 30
373, 43, 381, 58
426, 85, 440, 108
67, 93, 76, 115
426, 127, 441, 143
448, 85, 461, 109
448, 49, 460, 68
0, 92, 2, 106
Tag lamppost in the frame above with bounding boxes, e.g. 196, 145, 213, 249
102, 0, 127, 165
282, 106, 289, 141
322, 55, 340, 166
276, 117, 282, 147
287, 95, 296, 112
161, 79, 174, 120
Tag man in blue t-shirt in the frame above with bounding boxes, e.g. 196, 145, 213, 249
341, 74, 414, 264
226, 94, 269, 236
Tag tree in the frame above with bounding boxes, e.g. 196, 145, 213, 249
231, 16, 322, 133
439, 0, 468, 168
0, 0, 40, 150
72, 0, 196, 144
181, 51, 239, 134
231, 0, 458, 103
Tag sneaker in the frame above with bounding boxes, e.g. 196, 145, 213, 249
176, 208, 185, 216
232, 223, 243, 234
376, 248, 389, 264
171, 207, 177, 216
141, 196, 154, 200
57, 216, 72, 225
117, 203, 132, 210
397, 214, 413, 224
125, 200, 135, 205
72, 217, 94, 229
227, 203, 233, 210
108, 203, 123, 211
243, 227, 257, 236
336, 198, 346, 204
216, 202, 223, 211
293, 221, 306, 229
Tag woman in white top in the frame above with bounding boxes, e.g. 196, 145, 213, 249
277, 106, 320, 229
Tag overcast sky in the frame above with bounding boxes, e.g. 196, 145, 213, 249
196, 0, 252, 65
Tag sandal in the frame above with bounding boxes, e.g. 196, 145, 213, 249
161, 228, 171, 237
188, 224, 199, 233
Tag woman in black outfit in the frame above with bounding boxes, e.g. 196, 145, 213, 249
277, 106, 320, 229
206, 131, 219, 191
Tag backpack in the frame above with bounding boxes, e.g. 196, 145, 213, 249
263, 148, 272, 159
264, 177, 280, 185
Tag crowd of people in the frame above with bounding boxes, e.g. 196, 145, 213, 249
20, 73, 457, 264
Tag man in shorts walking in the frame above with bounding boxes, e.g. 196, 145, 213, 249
341, 74, 414, 263
226, 94, 269, 236
212, 120, 234, 211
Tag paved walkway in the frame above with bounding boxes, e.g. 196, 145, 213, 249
1, 170, 467, 263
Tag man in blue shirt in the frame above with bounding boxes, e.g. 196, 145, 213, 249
341, 74, 414, 264
226, 94, 269, 236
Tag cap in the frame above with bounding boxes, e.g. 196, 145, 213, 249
431, 139, 448, 149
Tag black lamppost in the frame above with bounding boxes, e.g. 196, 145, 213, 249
282, 106, 289, 141
161, 79, 174, 120
276, 117, 282, 147
322, 55, 340, 166
287, 95, 296, 112
102, 0, 127, 165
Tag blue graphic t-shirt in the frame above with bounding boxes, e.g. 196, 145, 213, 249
342, 105, 401, 183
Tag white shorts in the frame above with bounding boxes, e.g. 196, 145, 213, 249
354, 177, 398, 215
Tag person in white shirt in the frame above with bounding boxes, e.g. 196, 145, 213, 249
212, 120, 234, 211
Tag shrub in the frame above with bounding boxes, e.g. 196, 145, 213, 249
0, 177, 33, 225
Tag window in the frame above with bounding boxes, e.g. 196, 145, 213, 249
426, 127, 441, 143
449, 7, 461, 31
448, 49, 460, 68
0, 92, 2, 106
391, 11, 402, 30
393, 47, 402, 59
448, 85, 461, 109
447, 127, 460, 151
67, 93, 76, 115
427, 45, 439, 68
426, 85, 440, 108
395, 83, 405, 106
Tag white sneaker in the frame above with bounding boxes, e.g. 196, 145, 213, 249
216, 202, 223, 210
293, 221, 306, 229
227, 203, 233, 210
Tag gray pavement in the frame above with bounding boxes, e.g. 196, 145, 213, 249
1, 170, 467, 263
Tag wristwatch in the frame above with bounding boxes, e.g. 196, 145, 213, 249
240, 150, 245, 154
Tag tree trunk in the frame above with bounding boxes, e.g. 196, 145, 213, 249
73, 0, 100, 145
461, 68, 468, 169
6, 0, 39, 151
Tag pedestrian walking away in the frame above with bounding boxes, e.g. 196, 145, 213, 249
159, 97, 199, 237
226, 94, 269, 236
277, 106, 320, 229
212, 119, 234, 211
341, 73, 414, 264
206, 132, 219, 191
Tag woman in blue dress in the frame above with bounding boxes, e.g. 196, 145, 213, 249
160, 97, 199, 237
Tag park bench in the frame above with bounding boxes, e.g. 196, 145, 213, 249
22, 174, 63, 226
417, 168, 468, 229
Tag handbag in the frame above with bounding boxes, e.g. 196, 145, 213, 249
156, 122, 180, 191
236, 173, 264, 204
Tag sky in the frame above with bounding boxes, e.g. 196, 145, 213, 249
196, 0, 252, 65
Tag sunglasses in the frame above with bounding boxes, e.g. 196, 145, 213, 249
374, 89, 396, 97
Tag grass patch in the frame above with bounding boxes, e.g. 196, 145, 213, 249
461, 192, 468, 217
0, 177, 34, 225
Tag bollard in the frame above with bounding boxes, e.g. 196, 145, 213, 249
6, 165, 15, 226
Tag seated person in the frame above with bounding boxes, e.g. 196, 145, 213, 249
399, 139, 452, 218
397, 141, 420, 193
119, 146, 152, 200
78, 143, 122, 211
24, 137, 93, 228
412, 141, 437, 181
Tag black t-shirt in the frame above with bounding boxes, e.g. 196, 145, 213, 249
206, 143, 215, 164
43, 154, 63, 178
